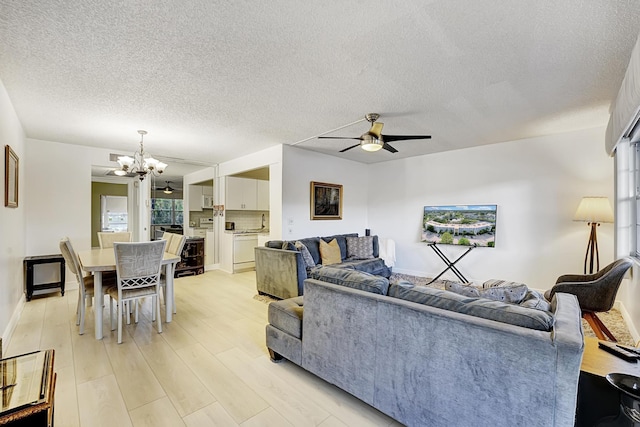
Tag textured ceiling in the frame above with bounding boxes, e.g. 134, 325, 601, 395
0, 1, 639, 176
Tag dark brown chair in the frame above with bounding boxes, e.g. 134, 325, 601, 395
544, 258, 633, 341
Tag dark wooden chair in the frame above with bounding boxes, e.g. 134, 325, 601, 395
544, 258, 633, 341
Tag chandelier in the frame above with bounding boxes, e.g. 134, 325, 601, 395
114, 130, 167, 181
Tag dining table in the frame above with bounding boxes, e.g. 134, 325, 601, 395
77, 247, 181, 340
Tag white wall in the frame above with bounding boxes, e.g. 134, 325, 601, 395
368, 127, 614, 289
281, 145, 370, 240
0, 78, 26, 342
25, 139, 95, 255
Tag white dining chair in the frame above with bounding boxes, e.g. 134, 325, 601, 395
160, 232, 186, 314
59, 237, 115, 335
108, 240, 166, 344
98, 231, 132, 248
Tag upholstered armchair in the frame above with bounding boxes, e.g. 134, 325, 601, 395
544, 258, 633, 341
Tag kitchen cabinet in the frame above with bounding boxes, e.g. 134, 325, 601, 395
188, 185, 203, 212
189, 185, 214, 211
226, 177, 257, 210
257, 179, 269, 210
226, 177, 270, 211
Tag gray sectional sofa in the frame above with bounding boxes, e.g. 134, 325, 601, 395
255, 233, 392, 299
266, 267, 584, 427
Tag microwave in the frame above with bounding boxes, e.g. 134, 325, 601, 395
202, 195, 214, 208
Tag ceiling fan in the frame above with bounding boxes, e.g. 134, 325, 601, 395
155, 181, 175, 194
318, 113, 431, 153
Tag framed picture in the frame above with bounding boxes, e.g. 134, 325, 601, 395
4, 145, 18, 208
311, 181, 342, 220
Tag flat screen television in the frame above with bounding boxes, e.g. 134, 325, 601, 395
422, 205, 497, 247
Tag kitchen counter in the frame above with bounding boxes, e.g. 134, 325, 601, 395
226, 229, 270, 234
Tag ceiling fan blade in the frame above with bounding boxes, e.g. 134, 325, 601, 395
318, 136, 363, 140
382, 143, 398, 153
381, 134, 431, 143
370, 122, 384, 138
339, 143, 361, 153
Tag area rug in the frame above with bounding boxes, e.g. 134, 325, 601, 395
254, 273, 636, 346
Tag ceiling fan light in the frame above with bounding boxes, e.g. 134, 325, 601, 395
163, 187, 173, 194
361, 134, 383, 151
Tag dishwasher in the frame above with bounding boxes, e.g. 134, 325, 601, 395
233, 234, 258, 272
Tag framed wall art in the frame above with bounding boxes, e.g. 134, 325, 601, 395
310, 181, 342, 220
4, 145, 18, 208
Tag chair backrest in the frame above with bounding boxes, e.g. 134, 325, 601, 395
59, 237, 84, 284
98, 232, 132, 248
590, 258, 633, 312
114, 240, 166, 291
161, 232, 186, 256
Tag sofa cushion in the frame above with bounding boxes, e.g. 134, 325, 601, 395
320, 239, 342, 265
339, 257, 392, 278
310, 266, 390, 295
445, 282, 528, 304
346, 236, 375, 259
298, 237, 321, 264
268, 296, 304, 339
388, 282, 554, 331
294, 241, 316, 268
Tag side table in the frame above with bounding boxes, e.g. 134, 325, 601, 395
0, 349, 56, 427
23, 255, 65, 301
577, 337, 640, 425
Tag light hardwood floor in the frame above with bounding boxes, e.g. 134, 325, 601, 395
6, 270, 402, 427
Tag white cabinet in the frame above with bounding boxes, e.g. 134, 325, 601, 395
226, 177, 257, 210
188, 185, 203, 212
257, 180, 269, 210
226, 177, 270, 211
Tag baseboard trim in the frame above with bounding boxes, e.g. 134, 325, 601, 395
617, 301, 640, 346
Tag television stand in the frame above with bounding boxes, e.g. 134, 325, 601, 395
426, 243, 475, 285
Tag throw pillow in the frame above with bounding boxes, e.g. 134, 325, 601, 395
519, 289, 553, 312
445, 281, 480, 298
346, 236, 374, 259
319, 238, 342, 265
294, 241, 316, 268
445, 282, 528, 304
482, 279, 528, 289
281, 240, 296, 251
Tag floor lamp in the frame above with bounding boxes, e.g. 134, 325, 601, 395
574, 196, 614, 274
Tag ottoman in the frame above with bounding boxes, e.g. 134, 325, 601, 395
266, 296, 304, 364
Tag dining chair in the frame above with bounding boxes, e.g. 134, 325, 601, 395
108, 240, 166, 344
160, 233, 186, 314
98, 231, 132, 248
59, 237, 115, 335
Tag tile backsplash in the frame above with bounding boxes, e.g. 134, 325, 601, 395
225, 210, 269, 230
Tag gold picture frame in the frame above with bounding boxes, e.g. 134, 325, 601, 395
310, 181, 342, 220
4, 145, 18, 208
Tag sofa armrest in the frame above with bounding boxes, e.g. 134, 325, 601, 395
255, 246, 306, 299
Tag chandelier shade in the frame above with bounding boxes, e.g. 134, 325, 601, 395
116, 130, 167, 180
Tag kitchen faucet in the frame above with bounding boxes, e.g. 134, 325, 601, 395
261, 214, 266, 229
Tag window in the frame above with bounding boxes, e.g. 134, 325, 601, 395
151, 198, 183, 225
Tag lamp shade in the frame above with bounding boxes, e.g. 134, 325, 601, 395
573, 196, 614, 223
